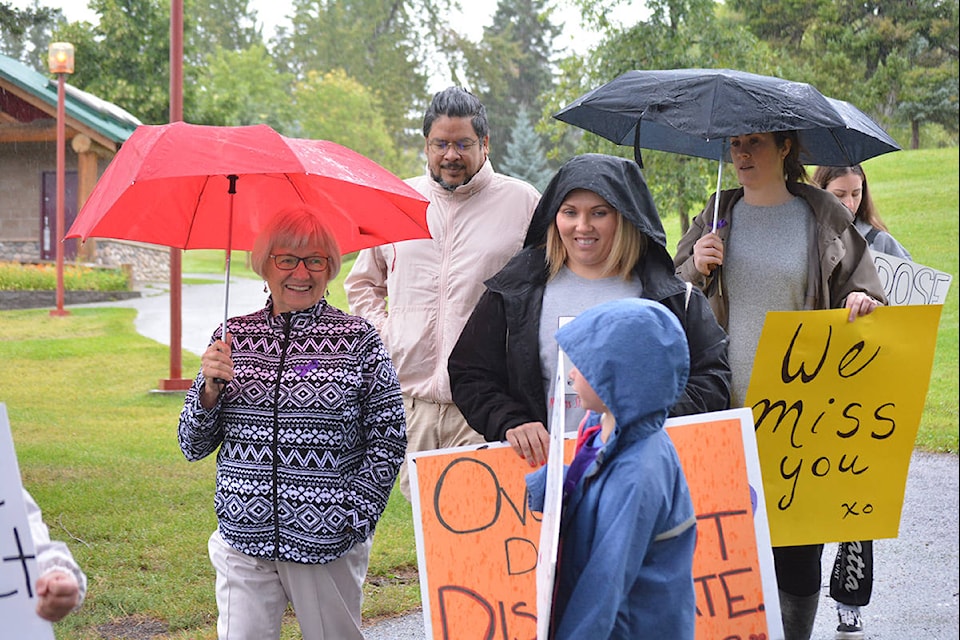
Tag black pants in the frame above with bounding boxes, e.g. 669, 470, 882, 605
830, 540, 874, 607
773, 544, 824, 597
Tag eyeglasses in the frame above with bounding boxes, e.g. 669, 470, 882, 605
270, 254, 330, 272
427, 139, 480, 155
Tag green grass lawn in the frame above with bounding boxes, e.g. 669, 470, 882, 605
1, 147, 955, 639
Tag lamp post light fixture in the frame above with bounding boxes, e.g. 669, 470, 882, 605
48, 42, 75, 317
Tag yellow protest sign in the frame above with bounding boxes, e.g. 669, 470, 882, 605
409, 409, 782, 639
745, 305, 942, 547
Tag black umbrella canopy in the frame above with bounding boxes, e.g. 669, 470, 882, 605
555, 68, 900, 166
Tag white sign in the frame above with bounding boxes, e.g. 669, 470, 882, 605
871, 250, 952, 306
0, 403, 56, 640
536, 348, 566, 639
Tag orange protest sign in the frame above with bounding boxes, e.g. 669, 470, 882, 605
409, 444, 556, 638
668, 413, 777, 638
409, 409, 782, 640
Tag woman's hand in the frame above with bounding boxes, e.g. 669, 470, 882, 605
505, 422, 550, 467
693, 232, 724, 276
200, 333, 233, 407
844, 292, 881, 322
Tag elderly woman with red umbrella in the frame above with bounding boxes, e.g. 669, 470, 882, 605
178, 205, 405, 640
674, 130, 886, 640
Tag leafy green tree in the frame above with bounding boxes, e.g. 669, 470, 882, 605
292, 68, 418, 175
724, 0, 826, 48
0, 0, 65, 70
550, 0, 768, 232
471, 0, 560, 161
887, 54, 959, 148
730, 0, 959, 148
53, 0, 286, 127
186, 0, 260, 59
56, 0, 172, 124
275, 0, 441, 152
500, 103, 552, 190
192, 43, 295, 131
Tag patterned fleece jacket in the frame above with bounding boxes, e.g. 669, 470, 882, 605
178, 298, 406, 564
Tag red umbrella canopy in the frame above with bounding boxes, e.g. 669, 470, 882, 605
66, 122, 431, 253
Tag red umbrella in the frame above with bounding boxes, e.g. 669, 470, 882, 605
66, 122, 431, 328
67, 121, 430, 253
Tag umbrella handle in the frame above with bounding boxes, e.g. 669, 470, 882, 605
711, 142, 725, 233
711, 161, 722, 233
215, 175, 239, 386
711, 146, 724, 297
222, 174, 239, 337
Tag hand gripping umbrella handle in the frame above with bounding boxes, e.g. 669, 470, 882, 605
711, 145, 724, 298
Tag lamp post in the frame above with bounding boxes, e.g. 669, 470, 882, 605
48, 42, 74, 317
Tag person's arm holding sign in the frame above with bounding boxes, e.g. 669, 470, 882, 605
25, 489, 86, 622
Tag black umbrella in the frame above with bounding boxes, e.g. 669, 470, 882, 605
554, 68, 901, 227
555, 68, 900, 165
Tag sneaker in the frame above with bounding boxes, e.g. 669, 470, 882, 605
836, 605, 864, 640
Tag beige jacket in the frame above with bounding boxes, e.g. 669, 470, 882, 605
344, 160, 539, 402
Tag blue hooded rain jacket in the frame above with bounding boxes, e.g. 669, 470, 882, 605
527, 298, 697, 640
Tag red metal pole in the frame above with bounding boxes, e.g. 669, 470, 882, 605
50, 72, 69, 317
159, 0, 191, 390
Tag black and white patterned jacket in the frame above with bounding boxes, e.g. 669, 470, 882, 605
178, 299, 405, 564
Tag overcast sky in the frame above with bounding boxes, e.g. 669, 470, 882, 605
14, 0, 621, 46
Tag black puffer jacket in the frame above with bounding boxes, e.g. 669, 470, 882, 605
448, 154, 731, 442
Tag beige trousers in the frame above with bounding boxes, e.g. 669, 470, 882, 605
398, 393, 485, 501
208, 530, 371, 640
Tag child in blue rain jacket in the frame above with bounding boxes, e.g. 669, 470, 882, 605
526, 297, 697, 640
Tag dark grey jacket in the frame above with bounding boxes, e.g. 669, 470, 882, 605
448, 154, 731, 442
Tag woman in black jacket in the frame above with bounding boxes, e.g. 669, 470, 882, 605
448, 154, 731, 466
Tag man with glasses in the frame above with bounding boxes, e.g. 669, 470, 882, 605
345, 86, 539, 500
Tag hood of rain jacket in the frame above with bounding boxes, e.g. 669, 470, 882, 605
524, 153, 666, 250
556, 297, 689, 436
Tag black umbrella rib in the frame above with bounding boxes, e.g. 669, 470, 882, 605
826, 128, 854, 166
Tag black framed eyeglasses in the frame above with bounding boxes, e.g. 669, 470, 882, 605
270, 254, 330, 272
427, 138, 480, 155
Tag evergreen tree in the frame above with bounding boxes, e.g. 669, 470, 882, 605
274, 0, 440, 154
500, 103, 553, 191
470, 0, 561, 163
729, 0, 959, 147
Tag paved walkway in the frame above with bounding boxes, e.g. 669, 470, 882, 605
78, 279, 959, 639
100, 275, 269, 356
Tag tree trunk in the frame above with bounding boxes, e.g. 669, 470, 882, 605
911, 120, 920, 150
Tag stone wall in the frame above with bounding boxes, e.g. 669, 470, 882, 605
0, 289, 141, 310
0, 239, 169, 285
0, 240, 41, 262
92, 241, 170, 284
